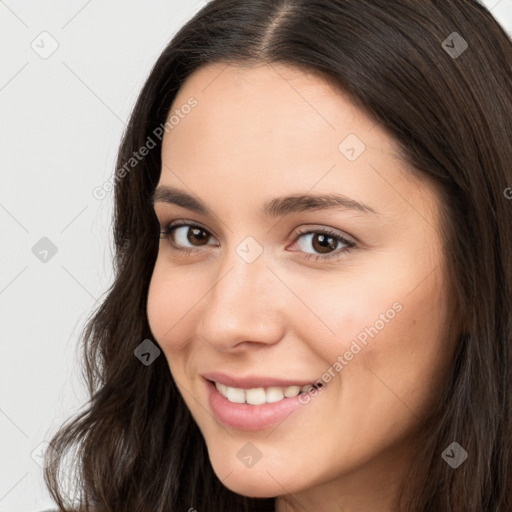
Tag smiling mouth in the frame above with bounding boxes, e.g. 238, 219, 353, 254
208, 379, 324, 405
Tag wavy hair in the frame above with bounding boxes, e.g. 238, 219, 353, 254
44, 1, 512, 510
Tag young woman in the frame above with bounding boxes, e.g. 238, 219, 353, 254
44, 1, 512, 511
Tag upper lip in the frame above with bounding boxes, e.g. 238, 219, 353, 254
202, 371, 319, 389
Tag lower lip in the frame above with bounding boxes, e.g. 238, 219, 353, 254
205, 379, 321, 431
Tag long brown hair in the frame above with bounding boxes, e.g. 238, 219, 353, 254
44, 1, 512, 510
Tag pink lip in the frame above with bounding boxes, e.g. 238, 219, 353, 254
202, 371, 318, 389
205, 378, 321, 431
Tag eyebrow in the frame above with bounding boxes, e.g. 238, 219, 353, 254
151, 185, 378, 217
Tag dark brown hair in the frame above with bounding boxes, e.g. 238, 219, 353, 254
44, 1, 512, 510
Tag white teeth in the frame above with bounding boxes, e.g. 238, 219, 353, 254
225, 386, 245, 404
245, 388, 267, 405
214, 381, 319, 405
283, 385, 301, 398
266, 386, 285, 403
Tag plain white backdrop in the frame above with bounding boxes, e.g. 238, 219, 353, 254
1, 1, 511, 511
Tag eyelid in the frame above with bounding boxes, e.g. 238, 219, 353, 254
158, 219, 356, 243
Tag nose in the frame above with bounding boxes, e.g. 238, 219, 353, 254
196, 246, 286, 352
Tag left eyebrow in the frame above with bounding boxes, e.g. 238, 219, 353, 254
262, 192, 379, 216
151, 185, 379, 217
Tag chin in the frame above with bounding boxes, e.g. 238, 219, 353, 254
209, 455, 306, 498
217, 475, 280, 499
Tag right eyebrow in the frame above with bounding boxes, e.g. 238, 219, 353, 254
152, 186, 210, 215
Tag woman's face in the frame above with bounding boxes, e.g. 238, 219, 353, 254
147, 62, 460, 509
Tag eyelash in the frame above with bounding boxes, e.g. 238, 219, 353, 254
158, 221, 356, 262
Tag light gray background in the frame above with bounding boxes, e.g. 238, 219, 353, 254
1, 1, 511, 511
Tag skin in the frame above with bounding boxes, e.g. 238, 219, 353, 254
146, 62, 461, 512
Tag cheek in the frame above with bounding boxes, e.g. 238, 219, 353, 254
287, 250, 453, 418
345, 271, 453, 431
146, 260, 197, 353
292, 242, 448, 365
277, 263, 409, 369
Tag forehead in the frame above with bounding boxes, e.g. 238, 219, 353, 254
159, 62, 438, 228
163, 62, 404, 172
166, 61, 386, 152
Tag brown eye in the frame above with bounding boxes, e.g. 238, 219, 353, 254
310, 233, 338, 254
182, 226, 210, 246
160, 223, 218, 251
290, 228, 356, 262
